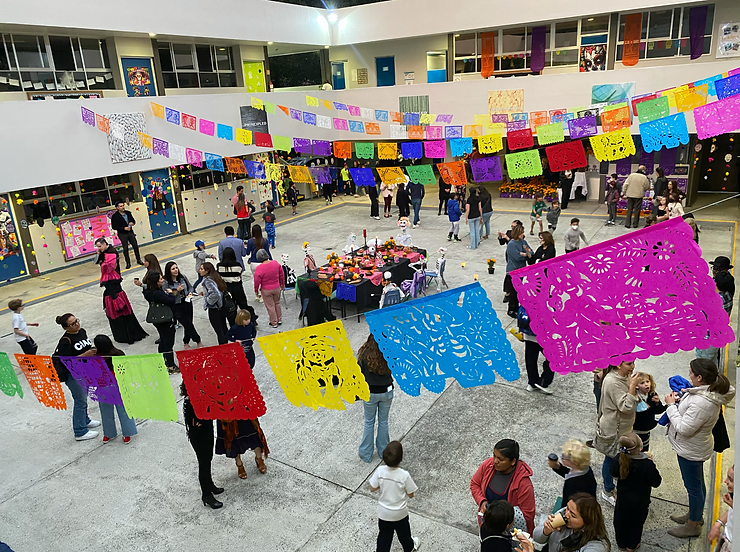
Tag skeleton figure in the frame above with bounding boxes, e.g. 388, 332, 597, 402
342, 233, 359, 255
303, 241, 317, 274
396, 217, 413, 247
281, 253, 297, 288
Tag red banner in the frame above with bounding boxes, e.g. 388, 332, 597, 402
481, 32, 495, 79
622, 14, 642, 67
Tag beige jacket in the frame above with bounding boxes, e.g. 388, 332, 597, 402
622, 172, 650, 199
594, 371, 639, 457
666, 384, 736, 462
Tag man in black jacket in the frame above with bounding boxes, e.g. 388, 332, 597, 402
110, 201, 144, 269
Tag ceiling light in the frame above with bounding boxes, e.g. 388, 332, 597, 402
149, 33, 157, 37
267, 41, 274, 45
325, 45, 330, 49
587, 18, 594, 21
327, 11, 338, 23
454, 34, 460, 37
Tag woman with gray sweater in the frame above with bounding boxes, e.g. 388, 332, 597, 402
531, 492, 610, 552
504, 225, 532, 318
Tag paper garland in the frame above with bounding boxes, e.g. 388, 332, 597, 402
507, 128, 534, 151
444, 126, 463, 139
437, 161, 467, 186
309, 166, 332, 184
288, 165, 313, 184
312, 140, 331, 156
378, 143, 398, 160
293, 137, 312, 154
424, 140, 447, 158
405, 164, 437, 185
600, 105, 632, 133
112, 354, 178, 422
693, 95, 740, 140
505, 150, 543, 179
675, 85, 708, 113
355, 142, 375, 159
637, 96, 670, 123
0, 352, 23, 398
545, 141, 588, 172
376, 167, 407, 186
450, 137, 473, 157
59, 356, 123, 405
639, 113, 690, 153
568, 115, 598, 139
590, 128, 636, 161
16, 354, 66, 410
401, 141, 423, 160
349, 168, 375, 186
535, 123, 565, 146
477, 133, 504, 154
470, 156, 503, 182
333, 141, 352, 159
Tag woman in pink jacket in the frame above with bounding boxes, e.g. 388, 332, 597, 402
253, 249, 285, 328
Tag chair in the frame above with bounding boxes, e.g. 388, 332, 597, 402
337, 282, 364, 322
401, 270, 426, 300
381, 288, 402, 308
425, 258, 448, 292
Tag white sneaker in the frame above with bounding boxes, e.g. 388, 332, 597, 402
526, 384, 537, 392
601, 490, 616, 507
534, 384, 553, 395
76, 430, 99, 441
87, 420, 101, 428
374, 216, 380, 220
413, 224, 419, 229
413, 536, 421, 550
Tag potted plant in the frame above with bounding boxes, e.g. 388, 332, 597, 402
487, 258, 496, 274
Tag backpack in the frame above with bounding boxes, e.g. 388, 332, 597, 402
220, 288, 238, 319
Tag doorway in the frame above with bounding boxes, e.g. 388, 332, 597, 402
376, 56, 395, 87
331, 62, 346, 90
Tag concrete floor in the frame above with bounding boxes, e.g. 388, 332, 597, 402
0, 190, 737, 552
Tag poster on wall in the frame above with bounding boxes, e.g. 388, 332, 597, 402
0, 195, 26, 280
717, 22, 740, 58
591, 83, 635, 104
120, 57, 157, 97
487, 90, 524, 116
243, 61, 266, 92
141, 169, 178, 240
60, 213, 121, 261
239, 105, 270, 135
580, 45, 607, 72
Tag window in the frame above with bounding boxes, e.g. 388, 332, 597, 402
453, 33, 478, 73
616, 5, 714, 61
269, 51, 322, 88
158, 43, 237, 89
0, 34, 113, 93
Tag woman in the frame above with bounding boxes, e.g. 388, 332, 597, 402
655, 196, 669, 222
504, 226, 532, 318
93, 334, 137, 444
667, 193, 685, 219
479, 186, 494, 239
438, 175, 451, 216
368, 181, 380, 220
199, 262, 229, 345
52, 313, 100, 441
253, 249, 285, 328
470, 439, 535, 533
94, 238, 147, 344
559, 170, 575, 210
181, 382, 224, 509
528, 231, 556, 264
357, 334, 394, 463
465, 186, 482, 249
665, 359, 735, 538
216, 247, 258, 327
216, 412, 269, 480
234, 191, 252, 241
164, 261, 202, 348
245, 224, 271, 266
142, 271, 178, 373
532, 492, 610, 552
396, 181, 410, 219
381, 180, 395, 218
593, 361, 639, 506
663, 180, 686, 202
134, 253, 163, 289
653, 167, 668, 204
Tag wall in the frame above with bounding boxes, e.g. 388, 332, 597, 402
330, 35, 448, 89
181, 179, 261, 233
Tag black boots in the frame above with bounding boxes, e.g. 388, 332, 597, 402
211, 485, 225, 495
202, 494, 223, 509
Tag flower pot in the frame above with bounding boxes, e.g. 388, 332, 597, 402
488, 267, 495, 274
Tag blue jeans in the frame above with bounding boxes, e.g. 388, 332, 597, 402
602, 453, 618, 493
192, 274, 204, 292
65, 376, 91, 437
468, 219, 481, 249
100, 402, 138, 439
481, 211, 493, 238
411, 198, 422, 225
358, 390, 393, 462
677, 455, 706, 521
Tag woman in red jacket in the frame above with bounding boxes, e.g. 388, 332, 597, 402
470, 439, 536, 533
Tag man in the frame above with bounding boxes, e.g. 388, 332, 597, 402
110, 201, 143, 269
438, 175, 451, 216
217, 226, 247, 269
710, 256, 735, 296
408, 180, 425, 228
622, 165, 650, 229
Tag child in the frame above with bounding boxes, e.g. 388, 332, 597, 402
546, 200, 561, 232
263, 202, 276, 249
633, 373, 666, 451
226, 309, 257, 368
480, 500, 515, 552
9, 299, 38, 354
547, 439, 597, 507
192, 240, 216, 292
707, 465, 734, 552
609, 433, 662, 552
369, 440, 420, 552
605, 177, 620, 226
529, 193, 547, 236
643, 214, 658, 227
380, 271, 405, 308
563, 218, 588, 253
94, 334, 137, 444
286, 182, 298, 216
447, 192, 462, 242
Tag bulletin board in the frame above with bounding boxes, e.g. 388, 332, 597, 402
59, 213, 120, 261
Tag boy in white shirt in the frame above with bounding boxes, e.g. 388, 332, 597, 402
369, 440, 420, 552
9, 298, 38, 354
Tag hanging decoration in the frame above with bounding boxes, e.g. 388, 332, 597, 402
112, 354, 179, 422
568, 115, 599, 139
505, 150, 543, 179
622, 13, 642, 66
376, 167, 407, 186
15, 354, 66, 410
59, 356, 123, 405
333, 141, 352, 159
349, 168, 376, 186
470, 156, 503, 182
405, 164, 437, 185
401, 142, 424, 160
437, 161, 468, 186
639, 113, 690, 153
590, 128, 637, 161
636, 96, 670, 123
354, 142, 375, 159
506, 128, 534, 151
480, 31, 496, 79
450, 137, 473, 157
423, 140, 447, 158
600, 105, 632, 133
535, 123, 565, 146
378, 142, 398, 160
0, 352, 23, 399
477, 133, 504, 154
545, 140, 588, 172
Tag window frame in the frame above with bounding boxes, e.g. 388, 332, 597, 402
159, 42, 237, 90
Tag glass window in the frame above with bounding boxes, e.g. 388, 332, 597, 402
555, 21, 578, 48
216, 47, 232, 71
80, 38, 106, 68
173, 43, 194, 70
162, 72, 177, 88
679, 35, 712, 56
177, 73, 199, 88
199, 72, 218, 87
648, 10, 674, 39
106, 173, 136, 187
49, 36, 76, 71
219, 72, 237, 87
454, 33, 476, 57
500, 54, 526, 71
23, 200, 51, 224
646, 39, 679, 58
19, 187, 48, 200
13, 35, 48, 68
196, 45, 213, 72
109, 183, 141, 204
158, 44, 174, 72
21, 71, 55, 90
79, 178, 106, 193
552, 48, 579, 66
51, 195, 83, 217
192, 171, 212, 189
581, 16, 609, 34
502, 27, 526, 53
80, 192, 110, 211
2, 35, 16, 69
680, 4, 714, 37
525, 26, 550, 51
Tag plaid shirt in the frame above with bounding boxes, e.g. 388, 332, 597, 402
720, 291, 733, 315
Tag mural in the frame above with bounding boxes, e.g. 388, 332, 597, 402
140, 169, 178, 239
120, 58, 157, 97
0, 195, 26, 280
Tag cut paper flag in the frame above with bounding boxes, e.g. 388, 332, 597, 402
506, 128, 534, 151
491, 114, 509, 123
361, 107, 375, 120
317, 114, 332, 129
251, 97, 264, 110
0, 352, 23, 398
264, 102, 276, 114
312, 140, 331, 156
257, 320, 369, 410
693, 95, 740, 140
288, 165, 314, 184
640, 113, 690, 153
616, 156, 632, 176
199, 119, 215, 136
217, 124, 233, 141
401, 141, 423, 160
510, 218, 735, 374
535, 123, 565, 146
182, 113, 197, 130
365, 283, 519, 396
375, 110, 389, 122
507, 120, 527, 132
424, 140, 447, 158
165, 107, 180, 125
152, 138, 169, 157
205, 153, 225, 172
303, 112, 317, 126
112, 354, 178, 421
290, 108, 302, 121
464, 125, 482, 138
529, 111, 549, 130
425, 126, 443, 140
349, 168, 375, 187
715, 74, 740, 100
505, 150, 543, 179
419, 113, 433, 125
407, 126, 424, 140
366, 123, 381, 135
512, 112, 529, 122
278, 105, 291, 116
437, 161, 467, 186
631, 94, 656, 116
450, 137, 473, 157
309, 166, 332, 184
660, 85, 688, 110
378, 142, 398, 160
636, 96, 670, 123
306, 96, 319, 107
225, 157, 247, 174
568, 115, 598, 139
265, 162, 282, 181
177, 343, 266, 420
334, 102, 348, 111
436, 114, 454, 123
245, 160, 266, 179
150, 102, 164, 119
15, 354, 66, 409
333, 141, 352, 159
390, 125, 407, 139
348, 105, 361, 116
169, 144, 186, 163
404, 112, 420, 126
137, 132, 153, 150
348, 120, 365, 133
254, 131, 273, 148
444, 126, 463, 139
186, 147, 203, 168
695, 74, 721, 97
236, 128, 252, 145
96, 114, 110, 134
590, 128, 637, 161
546, 141, 588, 172
272, 135, 292, 152
59, 356, 123, 405
321, 99, 333, 110
600, 106, 632, 133
405, 164, 436, 185
293, 137, 312, 154
675, 85, 708, 113
333, 118, 349, 131
477, 134, 504, 154
474, 114, 491, 125
81, 105, 95, 126
376, 167, 407, 186
470, 156, 503, 182
622, 13, 642, 66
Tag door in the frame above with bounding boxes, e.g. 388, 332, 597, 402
331, 62, 346, 90
120, 57, 157, 97
243, 61, 266, 93
376, 56, 395, 87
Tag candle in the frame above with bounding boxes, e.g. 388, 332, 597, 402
363, 229, 367, 238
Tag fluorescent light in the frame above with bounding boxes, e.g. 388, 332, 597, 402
325, 45, 330, 49
454, 34, 460, 37
327, 11, 338, 23
149, 33, 157, 37
267, 41, 274, 45
587, 18, 594, 21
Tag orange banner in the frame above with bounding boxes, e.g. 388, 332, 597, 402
481, 32, 495, 79
622, 14, 642, 67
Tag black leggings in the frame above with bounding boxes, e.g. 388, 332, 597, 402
524, 339, 554, 387
188, 425, 215, 498
384, 195, 392, 214
208, 307, 228, 345
370, 197, 379, 217
154, 321, 176, 367
377, 516, 415, 552
438, 197, 448, 215
172, 301, 201, 345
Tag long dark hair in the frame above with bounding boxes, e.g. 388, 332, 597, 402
164, 261, 183, 285
252, 225, 265, 251
201, 262, 227, 291
143, 254, 162, 280
93, 334, 125, 356
690, 359, 731, 394
220, 247, 238, 266
145, 270, 162, 290
564, 493, 610, 552
236, 192, 245, 211
357, 334, 391, 375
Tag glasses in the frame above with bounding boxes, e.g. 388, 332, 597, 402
66, 319, 80, 327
